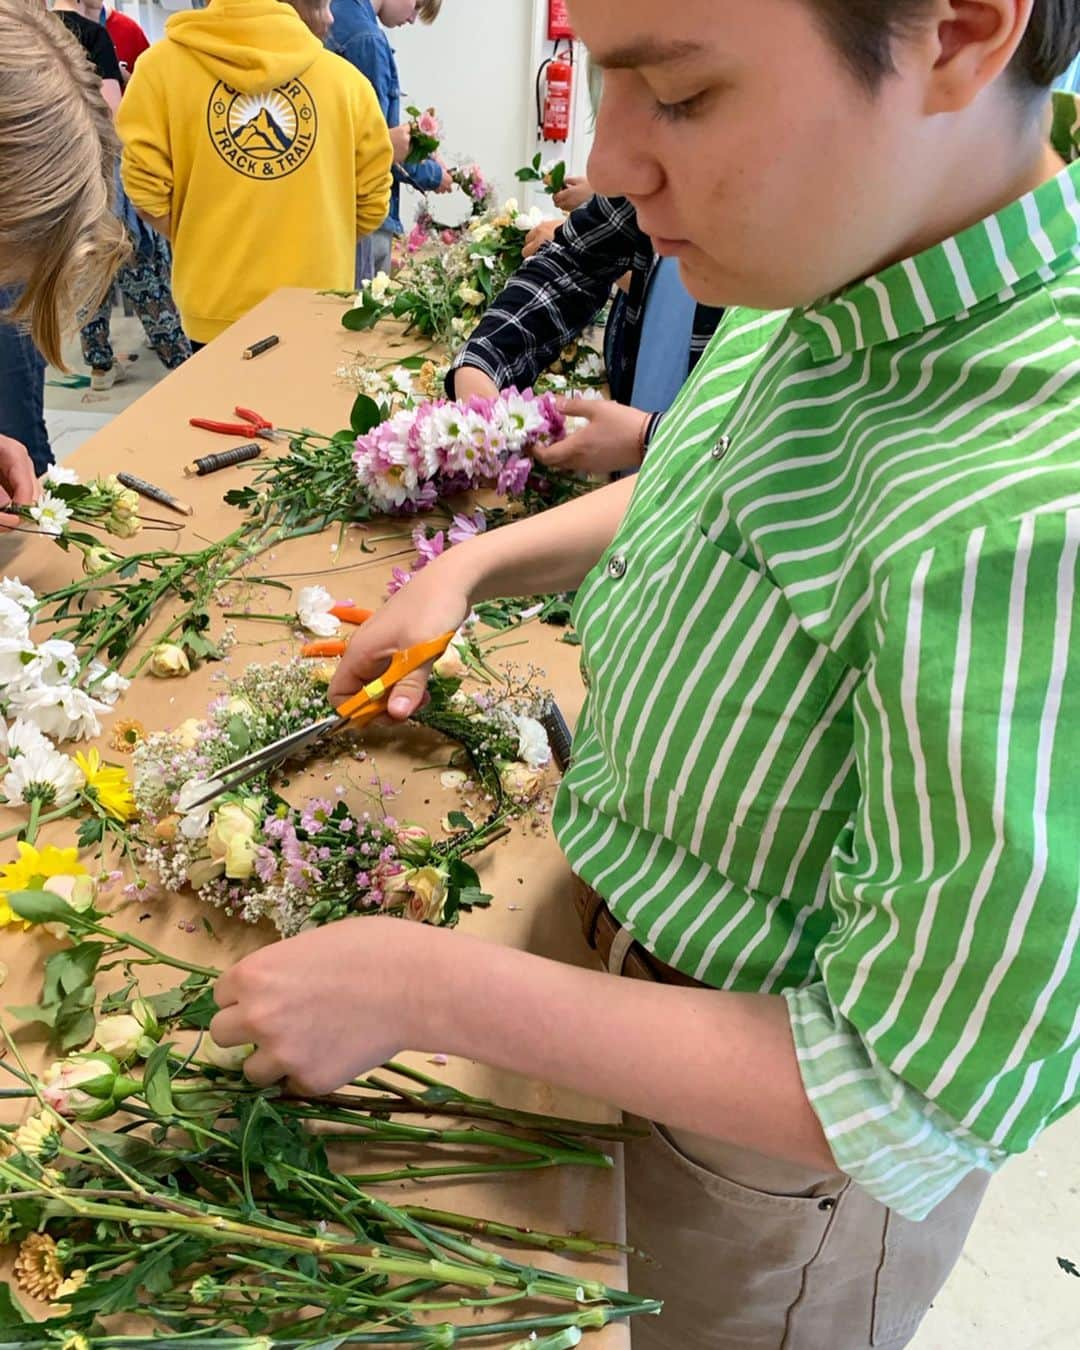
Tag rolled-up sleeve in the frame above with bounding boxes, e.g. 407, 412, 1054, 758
787, 510, 1080, 1219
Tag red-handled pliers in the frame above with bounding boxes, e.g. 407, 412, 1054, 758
189, 406, 285, 442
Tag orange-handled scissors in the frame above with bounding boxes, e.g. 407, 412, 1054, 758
181, 627, 455, 810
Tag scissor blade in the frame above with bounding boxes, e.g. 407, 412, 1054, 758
182, 715, 345, 809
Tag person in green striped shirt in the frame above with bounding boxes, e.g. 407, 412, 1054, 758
213, 1, 1080, 1344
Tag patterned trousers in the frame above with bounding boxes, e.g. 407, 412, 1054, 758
80, 230, 191, 372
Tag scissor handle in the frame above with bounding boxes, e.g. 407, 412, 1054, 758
338, 630, 455, 726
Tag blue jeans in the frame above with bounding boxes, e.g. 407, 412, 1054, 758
0, 290, 50, 474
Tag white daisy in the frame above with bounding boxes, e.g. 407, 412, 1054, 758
513, 714, 552, 770
296, 586, 341, 638
9, 683, 109, 743
0, 595, 31, 641
42, 465, 79, 488
2, 737, 83, 807
176, 778, 224, 840
29, 493, 73, 537
84, 660, 131, 706
0, 577, 36, 610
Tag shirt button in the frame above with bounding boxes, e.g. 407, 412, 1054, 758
607, 553, 628, 580
711, 434, 731, 460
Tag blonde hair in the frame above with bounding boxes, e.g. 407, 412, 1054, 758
418, 0, 442, 22
0, 0, 127, 367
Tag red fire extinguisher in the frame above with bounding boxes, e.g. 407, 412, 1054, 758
548, 0, 573, 40
538, 42, 573, 143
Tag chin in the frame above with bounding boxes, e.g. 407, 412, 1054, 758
676, 258, 818, 314
673, 256, 740, 308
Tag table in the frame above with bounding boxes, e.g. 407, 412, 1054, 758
0, 289, 632, 1345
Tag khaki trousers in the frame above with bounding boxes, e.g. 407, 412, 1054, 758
627, 1125, 989, 1349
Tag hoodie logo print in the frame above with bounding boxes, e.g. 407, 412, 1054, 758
207, 80, 318, 180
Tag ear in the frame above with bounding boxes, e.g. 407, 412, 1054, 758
924, 0, 1035, 113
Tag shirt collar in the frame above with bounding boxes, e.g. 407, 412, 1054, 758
792, 91, 1080, 360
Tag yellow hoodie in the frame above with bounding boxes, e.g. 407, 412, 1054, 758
117, 0, 392, 343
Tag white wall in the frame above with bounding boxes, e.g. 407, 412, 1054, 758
392, 1, 594, 218
124, 0, 595, 217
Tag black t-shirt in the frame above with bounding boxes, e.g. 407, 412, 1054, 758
55, 10, 123, 83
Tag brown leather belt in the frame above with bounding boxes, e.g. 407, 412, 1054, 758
571, 877, 707, 988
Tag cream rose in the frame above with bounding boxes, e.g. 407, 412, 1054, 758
174, 719, 205, 749
433, 640, 469, 680
41, 873, 98, 940
206, 799, 261, 880
201, 1035, 255, 1073
403, 866, 449, 925
82, 545, 120, 577
498, 760, 544, 800
92, 1014, 144, 1064
149, 643, 191, 678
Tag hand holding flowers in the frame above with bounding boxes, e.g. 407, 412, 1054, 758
404, 104, 442, 164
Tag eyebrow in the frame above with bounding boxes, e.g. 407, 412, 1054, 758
591, 37, 708, 71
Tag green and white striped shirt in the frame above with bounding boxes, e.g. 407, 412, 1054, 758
554, 93, 1080, 1220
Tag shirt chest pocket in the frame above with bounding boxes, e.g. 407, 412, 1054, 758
596, 526, 851, 884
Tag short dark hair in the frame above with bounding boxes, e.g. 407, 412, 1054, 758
807, 0, 1080, 90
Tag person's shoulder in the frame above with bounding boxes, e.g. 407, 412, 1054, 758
308, 47, 382, 103
312, 45, 374, 83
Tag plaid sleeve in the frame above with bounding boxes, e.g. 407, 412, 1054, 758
448, 195, 643, 393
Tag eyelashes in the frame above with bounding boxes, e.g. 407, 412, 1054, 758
651, 90, 709, 123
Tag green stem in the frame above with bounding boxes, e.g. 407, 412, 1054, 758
0, 801, 74, 844
23, 795, 42, 846
72, 916, 221, 980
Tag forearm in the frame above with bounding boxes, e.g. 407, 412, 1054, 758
408, 923, 834, 1169
445, 475, 636, 601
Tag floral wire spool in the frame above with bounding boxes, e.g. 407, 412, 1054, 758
132, 656, 558, 937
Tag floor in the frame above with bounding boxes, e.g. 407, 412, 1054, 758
43, 307, 1080, 1348
45, 310, 169, 461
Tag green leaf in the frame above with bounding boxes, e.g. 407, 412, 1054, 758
547, 160, 568, 193
177, 988, 218, 1030
145, 986, 193, 1020
58, 1008, 97, 1052
6, 1002, 59, 1029
1058, 1256, 1080, 1277
397, 355, 427, 370
350, 393, 383, 435
227, 714, 252, 752
142, 1042, 176, 1116
55, 941, 105, 997
341, 304, 382, 333
8, 890, 93, 928
76, 814, 105, 848
446, 811, 473, 832
448, 858, 482, 893
0, 1287, 35, 1331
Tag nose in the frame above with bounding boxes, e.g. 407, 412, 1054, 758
586, 73, 665, 205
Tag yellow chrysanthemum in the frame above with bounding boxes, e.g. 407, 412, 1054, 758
14, 1231, 63, 1300
74, 750, 137, 823
13, 1113, 58, 1160
0, 844, 86, 929
110, 718, 146, 754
